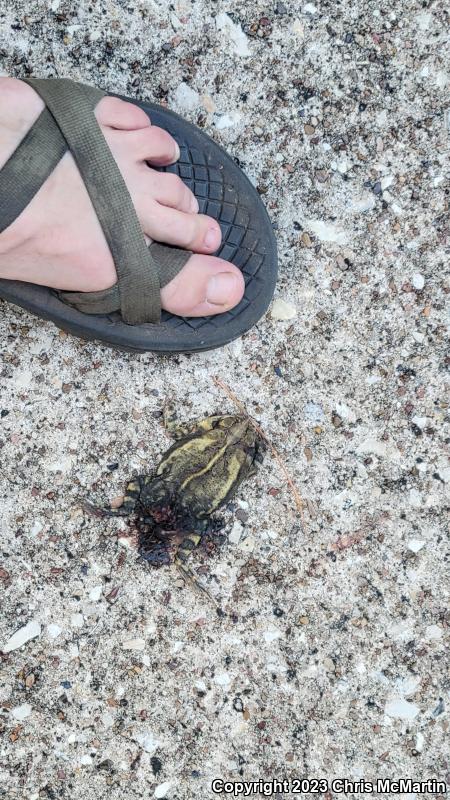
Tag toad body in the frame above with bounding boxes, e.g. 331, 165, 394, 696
86, 410, 264, 593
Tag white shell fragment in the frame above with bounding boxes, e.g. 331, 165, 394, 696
136, 731, 159, 754
270, 298, 297, 320
216, 13, 250, 57
11, 703, 32, 721
122, 638, 146, 651
214, 112, 242, 129
154, 782, 173, 799
385, 697, 420, 720
303, 219, 348, 244
46, 623, 62, 639
408, 539, 426, 553
412, 273, 425, 290
2, 620, 41, 653
173, 83, 200, 111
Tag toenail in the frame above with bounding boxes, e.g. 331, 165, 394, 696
204, 227, 219, 249
174, 142, 180, 160
190, 194, 199, 213
206, 272, 240, 305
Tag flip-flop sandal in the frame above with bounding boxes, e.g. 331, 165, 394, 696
0, 78, 277, 353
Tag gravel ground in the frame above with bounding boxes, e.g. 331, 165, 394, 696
0, 1, 449, 798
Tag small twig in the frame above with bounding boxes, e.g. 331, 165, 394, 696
213, 377, 306, 524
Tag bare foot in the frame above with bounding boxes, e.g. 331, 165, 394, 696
0, 78, 245, 317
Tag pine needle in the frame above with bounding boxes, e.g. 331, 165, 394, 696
213, 376, 306, 524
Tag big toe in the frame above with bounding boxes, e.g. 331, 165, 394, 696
160, 255, 245, 317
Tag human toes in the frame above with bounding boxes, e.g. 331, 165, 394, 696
143, 171, 198, 213
95, 96, 151, 131
142, 205, 222, 253
130, 125, 181, 166
160, 254, 245, 317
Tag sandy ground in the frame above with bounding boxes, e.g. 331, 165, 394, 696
0, 1, 449, 798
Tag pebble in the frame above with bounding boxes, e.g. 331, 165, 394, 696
235, 508, 249, 523
70, 613, 84, 628
11, 703, 32, 721
173, 83, 200, 111
411, 415, 427, 429
201, 94, 216, 113
303, 3, 317, 13
228, 521, 243, 545
122, 638, 146, 650
301, 231, 312, 247
412, 273, 425, 290
385, 697, 420, 720
270, 298, 297, 320
154, 782, 173, 799
2, 620, 41, 653
109, 496, 124, 511
216, 13, 250, 57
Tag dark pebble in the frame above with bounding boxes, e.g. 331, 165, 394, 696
151, 756, 163, 775
107, 462, 119, 471
233, 697, 244, 712
372, 181, 382, 195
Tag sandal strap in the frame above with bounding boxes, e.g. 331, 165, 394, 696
59, 242, 190, 314
0, 108, 67, 234
23, 77, 185, 324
